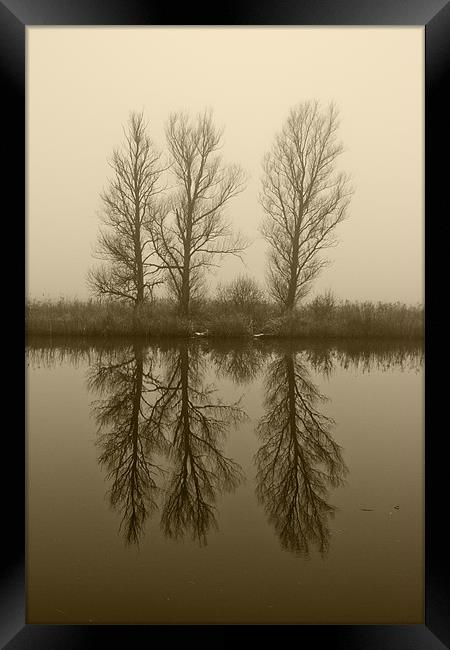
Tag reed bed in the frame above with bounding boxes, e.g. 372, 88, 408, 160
26, 296, 424, 340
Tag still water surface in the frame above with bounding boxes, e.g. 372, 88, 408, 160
26, 338, 424, 624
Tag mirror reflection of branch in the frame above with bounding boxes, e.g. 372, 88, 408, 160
147, 110, 248, 318
88, 344, 169, 545
87, 111, 166, 314
160, 345, 246, 544
260, 100, 353, 310
256, 351, 347, 556
210, 342, 266, 385
303, 347, 336, 378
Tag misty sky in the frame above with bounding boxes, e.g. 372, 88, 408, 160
27, 27, 423, 304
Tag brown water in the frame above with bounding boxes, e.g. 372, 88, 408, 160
26, 338, 424, 624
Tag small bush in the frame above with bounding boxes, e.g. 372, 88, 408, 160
217, 275, 265, 311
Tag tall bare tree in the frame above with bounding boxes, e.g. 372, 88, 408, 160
149, 111, 247, 318
260, 101, 353, 310
88, 111, 164, 314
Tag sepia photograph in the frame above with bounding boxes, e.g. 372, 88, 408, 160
25, 26, 424, 625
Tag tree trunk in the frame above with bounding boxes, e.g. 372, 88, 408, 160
180, 222, 192, 318
285, 237, 299, 311
180, 265, 190, 318
285, 283, 297, 311
133, 254, 144, 326
134, 197, 144, 320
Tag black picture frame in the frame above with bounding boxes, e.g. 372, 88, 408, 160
4, 0, 449, 646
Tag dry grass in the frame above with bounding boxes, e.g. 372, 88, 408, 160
26, 295, 424, 340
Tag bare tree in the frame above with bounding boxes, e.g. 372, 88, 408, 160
88, 111, 165, 314
149, 110, 247, 318
260, 100, 353, 310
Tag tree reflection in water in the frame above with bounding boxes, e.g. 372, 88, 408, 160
88, 342, 245, 546
255, 349, 347, 556
88, 344, 169, 545
159, 346, 245, 544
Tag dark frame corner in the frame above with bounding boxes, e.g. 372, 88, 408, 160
4, 0, 449, 646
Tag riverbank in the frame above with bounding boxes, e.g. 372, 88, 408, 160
26, 297, 424, 340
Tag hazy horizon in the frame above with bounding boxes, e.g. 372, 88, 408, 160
27, 27, 424, 305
